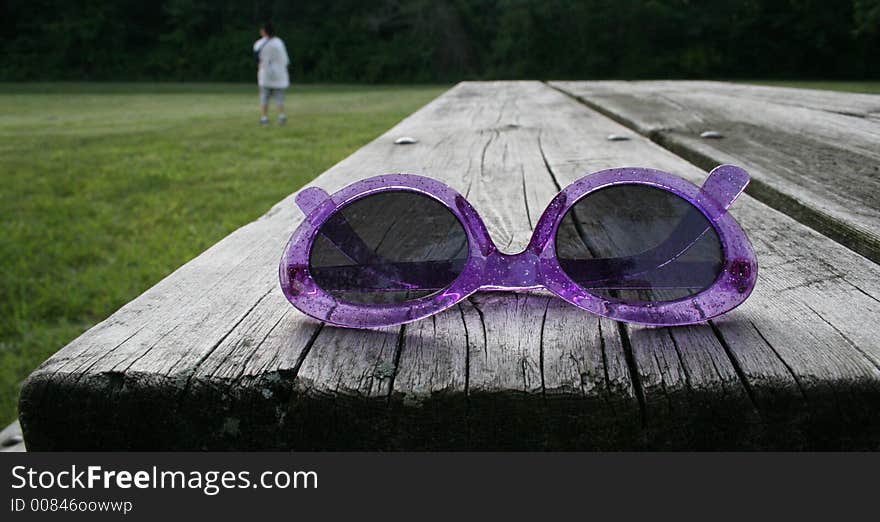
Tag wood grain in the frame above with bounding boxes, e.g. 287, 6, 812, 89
549, 80, 880, 263
18, 81, 880, 450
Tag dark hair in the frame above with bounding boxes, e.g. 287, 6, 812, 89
261, 22, 275, 37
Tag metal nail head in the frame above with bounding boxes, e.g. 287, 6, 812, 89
394, 136, 418, 145
606, 134, 630, 141
2, 434, 23, 447
700, 130, 724, 139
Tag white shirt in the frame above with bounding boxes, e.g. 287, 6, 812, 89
254, 36, 290, 89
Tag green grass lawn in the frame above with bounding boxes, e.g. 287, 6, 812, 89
0, 83, 447, 425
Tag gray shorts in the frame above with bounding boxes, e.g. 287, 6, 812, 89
260, 87, 285, 106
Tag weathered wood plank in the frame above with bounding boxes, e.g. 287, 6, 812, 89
549, 80, 880, 263
597, 81, 880, 120
18, 81, 880, 450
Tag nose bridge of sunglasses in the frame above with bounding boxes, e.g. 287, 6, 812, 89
295, 186, 331, 222
697, 164, 750, 219
479, 250, 543, 291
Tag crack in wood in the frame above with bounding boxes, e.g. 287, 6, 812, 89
230, 310, 291, 386
538, 299, 550, 396
617, 322, 647, 426
386, 324, 407, 402
747, 320, 808, 401
458, 304, 471, 398
521, 164, 533, 230
708, 321, 759, 411
179, 288, 275, 396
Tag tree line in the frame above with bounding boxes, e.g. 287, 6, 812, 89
2, 0, 878, 82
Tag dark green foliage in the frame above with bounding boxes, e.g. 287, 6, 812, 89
1, 0, 877, 81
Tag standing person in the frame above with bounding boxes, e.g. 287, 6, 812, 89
253, 22, 290, 126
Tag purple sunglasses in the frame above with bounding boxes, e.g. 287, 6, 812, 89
279, 165, 757, 328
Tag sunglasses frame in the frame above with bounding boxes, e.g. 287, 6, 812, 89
279, 165, 758, 328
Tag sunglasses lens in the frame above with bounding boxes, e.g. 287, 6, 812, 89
555, 184, 723, 302
309, 190, 469, 304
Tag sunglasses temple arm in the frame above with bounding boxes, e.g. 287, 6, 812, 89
296, 186, 333, 217
697, 164, 750, 219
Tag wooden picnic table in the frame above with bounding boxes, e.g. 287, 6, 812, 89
18, 81, 880, 450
